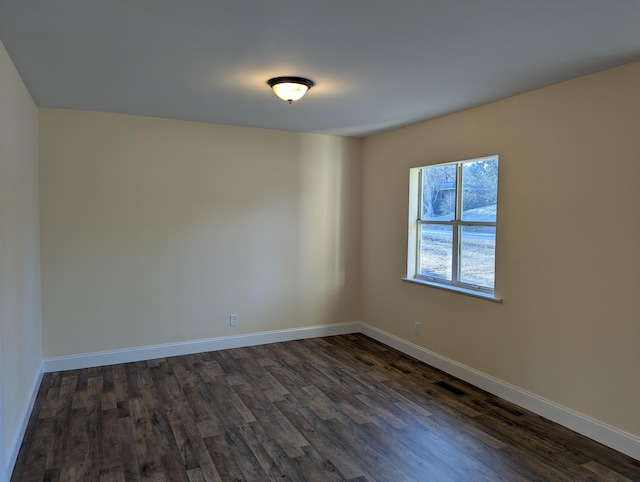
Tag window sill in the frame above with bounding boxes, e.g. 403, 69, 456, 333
402, 277, 503, 303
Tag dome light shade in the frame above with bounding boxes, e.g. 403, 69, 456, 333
267, 76, 315, 103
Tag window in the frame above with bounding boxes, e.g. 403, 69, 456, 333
405, 155, 500, 301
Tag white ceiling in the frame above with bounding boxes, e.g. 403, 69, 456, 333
1, 0, 639, 137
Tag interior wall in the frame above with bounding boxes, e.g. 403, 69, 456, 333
39, 109, 361, 358
361, 61, 640, 438
0, 42, 42, 471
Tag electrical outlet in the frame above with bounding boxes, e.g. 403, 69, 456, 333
230, 314, 239, 327
414, 322, 421, 336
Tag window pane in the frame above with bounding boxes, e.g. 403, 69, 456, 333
419, 224, 452, 280
459, 226, 496, 288
421, 164, 456, 221
461, 158, 498, 222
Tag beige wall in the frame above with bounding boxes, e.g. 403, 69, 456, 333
39, 110, 361, 357
0, 42, 42, 467
362, 61, 640, 437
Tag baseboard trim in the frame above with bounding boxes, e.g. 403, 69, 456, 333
43, 322, 361, 372
359, 323, 640, 461
5, 364, 43, 480
38, 321, 640, 461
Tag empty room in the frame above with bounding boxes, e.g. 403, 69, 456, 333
1, 1, 639, 480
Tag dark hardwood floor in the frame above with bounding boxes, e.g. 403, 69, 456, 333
12, 334, 640, 481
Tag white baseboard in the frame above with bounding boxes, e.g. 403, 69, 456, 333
38, 321, 639, 462
4, 364, 43, 481
43, 322, 361, 372
359, 323, 640, 461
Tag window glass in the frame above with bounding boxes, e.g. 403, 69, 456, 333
421, 164, 456, 221
459, 225, 496, 289
461, 158, 498, 222
418, 224, 452, 281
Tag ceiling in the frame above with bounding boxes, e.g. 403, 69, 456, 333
1, 0, 639, 137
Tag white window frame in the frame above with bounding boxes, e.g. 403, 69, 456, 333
404, 155, 502, 302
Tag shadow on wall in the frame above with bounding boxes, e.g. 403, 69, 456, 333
296, 134, 361, 326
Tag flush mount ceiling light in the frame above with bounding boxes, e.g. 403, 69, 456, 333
267, 76, 315, 104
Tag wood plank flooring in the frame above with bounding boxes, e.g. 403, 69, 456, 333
11, 334, 640, 481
